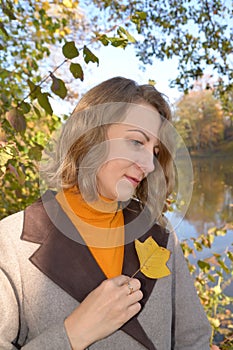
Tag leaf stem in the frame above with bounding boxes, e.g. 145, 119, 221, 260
130, 267, 141, 279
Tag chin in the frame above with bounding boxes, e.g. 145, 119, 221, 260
116, 189, 135, 202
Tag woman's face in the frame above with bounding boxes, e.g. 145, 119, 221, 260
96, 104, 161, 201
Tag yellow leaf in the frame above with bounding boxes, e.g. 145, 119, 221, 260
135, 236, 171, 279
63, 0, 73, 8
42, 1, 50, 10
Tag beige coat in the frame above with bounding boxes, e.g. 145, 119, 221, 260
0, 191, 212, 349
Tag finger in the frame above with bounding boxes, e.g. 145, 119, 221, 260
128, 290, 143, 305
126, 302, 142, 320
129, 278, 141, 290
124, 278, 141, 295
111, 274, 130, 287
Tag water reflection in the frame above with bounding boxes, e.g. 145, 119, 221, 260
168, 157, 233, 242
185, 158, 233, 230
167, 157, 233, 342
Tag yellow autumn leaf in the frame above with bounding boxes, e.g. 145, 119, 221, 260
134, 236, 171, 279
63, 0, 73, 8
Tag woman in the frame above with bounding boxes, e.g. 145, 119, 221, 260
0, 77, 212, 349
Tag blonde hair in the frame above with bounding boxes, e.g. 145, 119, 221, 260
42, 77, 175, 225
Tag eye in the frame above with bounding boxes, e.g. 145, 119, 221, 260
130, 139, 143, 147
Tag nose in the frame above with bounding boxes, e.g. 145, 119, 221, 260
136, 149, 155, 175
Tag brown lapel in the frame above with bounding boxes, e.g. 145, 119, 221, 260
22, 191, 170, 350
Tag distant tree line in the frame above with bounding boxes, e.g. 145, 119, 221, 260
175, 87, 233, 153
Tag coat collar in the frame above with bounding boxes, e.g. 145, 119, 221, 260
22, 190, 170, 350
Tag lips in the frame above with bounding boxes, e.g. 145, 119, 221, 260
124, 175, 141, 187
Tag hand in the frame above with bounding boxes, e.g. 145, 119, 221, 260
64, 275, 143, 350
211, 345, 220, 350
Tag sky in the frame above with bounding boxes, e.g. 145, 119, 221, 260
50, 0, 232, 117
51, 43, 182, 115
82, 44, 181, 101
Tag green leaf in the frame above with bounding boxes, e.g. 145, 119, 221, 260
28, 145, 43, 161
62, 41, 79, 59
98, 34, 109, 46
227, 251, 233, 261
108, 37, 128, 48
217, 259, 230, 274
51, 74, 67, 99
216, 270, 223, 277
0, 22, 9, 37
135, 11, 147, 20
197, 260, 210, 271
20, 102, 31, 114
207, 274, 216, 283
6, 108, 26, 132
70, 63, 84, 80
27, 80, 41, 99
194, 241, 203, 251
118, 26, 136, 43
33, 106, 42, 118
2, 6, 16, 20
83, 46, 99, 65
37, 93, 53, 115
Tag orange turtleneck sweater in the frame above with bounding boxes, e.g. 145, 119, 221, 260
56, 188, 124, 278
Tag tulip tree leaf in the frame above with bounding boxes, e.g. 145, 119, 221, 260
134, 236, 171, 279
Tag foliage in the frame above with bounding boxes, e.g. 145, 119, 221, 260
175, 90, 224, 151
1, 0, 233, 218
0, 0, 85, 217
0, 1, 232, 348
0, 108, 61, 217
181, 225, 233, 348
87, 0, 233, 98
0, 0, 84, 108
0, 0, 139, 218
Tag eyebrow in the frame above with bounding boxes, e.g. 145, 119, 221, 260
127, 129, 150, 141
127, 129, 160, 149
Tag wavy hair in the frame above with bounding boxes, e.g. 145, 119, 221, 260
42, 77, 175, 225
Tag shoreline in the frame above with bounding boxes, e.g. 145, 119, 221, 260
177, 139, 233, 159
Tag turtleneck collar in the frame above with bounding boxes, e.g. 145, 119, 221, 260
55, 187, 124, 248
57, 186, 121, 223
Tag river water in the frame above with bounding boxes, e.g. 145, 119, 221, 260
166, 156, 233, 289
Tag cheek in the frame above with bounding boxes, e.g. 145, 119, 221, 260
97, 159, 130, 180
106, 140, 136, 163
96, 159, 136, 200
107, 159, 132, 173
96, 162, 116, 186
